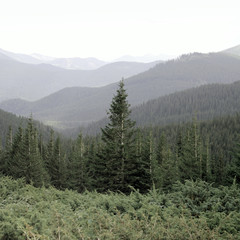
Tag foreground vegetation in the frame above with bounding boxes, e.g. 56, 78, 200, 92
1, 176, 240, 239
1, 81, 240, 239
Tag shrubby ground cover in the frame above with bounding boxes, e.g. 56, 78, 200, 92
1, 176, 240, 240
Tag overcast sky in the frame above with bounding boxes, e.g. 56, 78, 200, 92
1, 0, 240, 60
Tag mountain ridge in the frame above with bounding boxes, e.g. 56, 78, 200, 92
75, 80, 240, 136
0, 57, 157, 101
2, 52, 240, 129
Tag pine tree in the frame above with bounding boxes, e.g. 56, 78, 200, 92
99, 80, 136, 193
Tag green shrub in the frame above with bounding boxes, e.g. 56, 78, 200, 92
1, 177, 239, 239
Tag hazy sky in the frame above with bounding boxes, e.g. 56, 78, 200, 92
1, 0, 240, 60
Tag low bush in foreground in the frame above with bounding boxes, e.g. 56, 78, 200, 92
0, 176, 240, 239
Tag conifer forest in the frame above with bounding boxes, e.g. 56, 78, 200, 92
1, 80, 240, 239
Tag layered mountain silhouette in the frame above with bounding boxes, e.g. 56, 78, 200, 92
0, 48, 168, 69
1, 52, 240, 129
0, 52, 158, 101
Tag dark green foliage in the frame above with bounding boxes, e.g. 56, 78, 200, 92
179, 120, 202, 180
1, 118, 47, 187
132, 131, 152, 192
99, 80, 137, 193
45, 134, 66, 189
0, 127, 13, 175
152, 132, 177, 190
67, 134, 89, 192
227, 134, 240, 184
1, 78, 240, 193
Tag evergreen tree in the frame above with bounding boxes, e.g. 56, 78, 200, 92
134, 130, 152, 192
227, 134, 240, 184
83, 137, 99, 190
11, 118, 46, 186
68, 134, 88, 192
9, 126, 24, 178
0, 126, 13, 175
44, 129, 55, 176
179, 120, 202, 181
47, 136, 66, 189
202, 137, 212, 182
93, 139, 108, 191
154, 133, 177, 190
99, 80, 137, 193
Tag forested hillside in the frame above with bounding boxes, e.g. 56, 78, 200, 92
2, 52, 240, 128
2, 0, 240, 238
1, 79, 240, 239
78, 80, 240, 136
223, 44, 240, 58
131, 81, 240, 126
1, 82, 240, 191
0, 109, 53, 146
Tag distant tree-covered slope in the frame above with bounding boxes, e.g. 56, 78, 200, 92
0, 108, 52, 145
77, 81, 240, 136
222, 44, 240, 58
1, 52, 240, 128
131, 81, 240, 127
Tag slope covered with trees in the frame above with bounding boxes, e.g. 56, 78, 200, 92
1, 81, 240, 191
2, 52, 240, 128
131, 81, 240, 127
1, 80, 240, 238
77, 80, 240, 137
0, 109, 52, 146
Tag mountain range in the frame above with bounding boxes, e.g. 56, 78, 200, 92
0, 48, 107, 69
1, 49, 240, 129
0, 53, 158, 101
0, 48, 167, 70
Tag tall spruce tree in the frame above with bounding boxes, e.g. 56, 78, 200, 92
138, 131, 153, 192
68, 134, 88, 192
227, 134, 240, 184
13, 118, 46, 186
0, 126, 13, 175
99, 80, 136, 193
